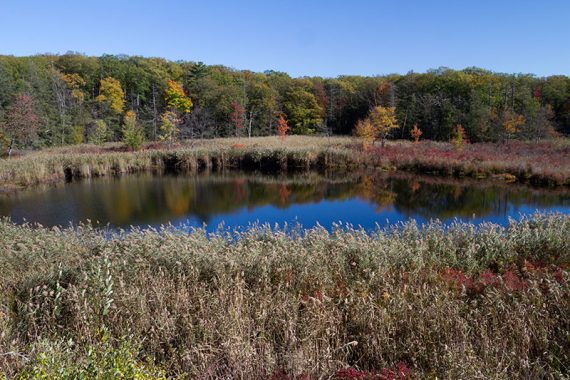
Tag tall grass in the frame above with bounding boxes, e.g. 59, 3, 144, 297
1, 214, 568, 378
1, 137, 569, 192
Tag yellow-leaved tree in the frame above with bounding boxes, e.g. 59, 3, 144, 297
354, 119, 375, 150
165, 80, 192, 114
368, 106, 399, 147
96, 77, 125, 115
354, 106, 399, 148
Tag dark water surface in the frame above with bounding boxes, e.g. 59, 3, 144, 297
1, 172, 569, 231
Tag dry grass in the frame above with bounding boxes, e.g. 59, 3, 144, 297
1, 136, 569, 192
1, 214, 569, 378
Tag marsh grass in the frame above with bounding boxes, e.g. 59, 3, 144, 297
1, 214, 569, 378
1, 137, 569, 192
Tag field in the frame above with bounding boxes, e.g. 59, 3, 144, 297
1, 136, 570, 192
0, 215, 569, 378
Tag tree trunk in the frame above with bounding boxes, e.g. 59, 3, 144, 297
151, 85, 158, 140
8, 138, 14, 158
248, 110, 254, 138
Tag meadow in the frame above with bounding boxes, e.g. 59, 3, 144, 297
1, 136, 570, 192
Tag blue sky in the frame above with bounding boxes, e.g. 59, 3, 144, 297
0, 0, 568, 77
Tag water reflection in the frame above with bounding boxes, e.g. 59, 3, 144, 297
0, 172, 569, 230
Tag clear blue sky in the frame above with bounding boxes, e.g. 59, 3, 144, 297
1, 0, 568, 77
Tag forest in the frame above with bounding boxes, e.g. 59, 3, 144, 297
0, 53, 569, 151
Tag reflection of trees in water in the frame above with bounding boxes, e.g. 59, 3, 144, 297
164, 181, 194, 217
393, 178, 570, 220
42, 175, 570, 225
1, 172, 568, 227
278, 184, 291, 204
357, 175, 396, 212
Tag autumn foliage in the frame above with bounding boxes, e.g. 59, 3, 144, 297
354, 119, 375, 150
276, 114, 290, 140
354, 106, 399, 149
165, 80, 192, 114
96, 77, 125, 114
410, 124, 422, 143
230, 101, 246, 137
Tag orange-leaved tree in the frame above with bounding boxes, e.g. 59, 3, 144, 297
276, 114, 290, 140
410, 124, 422, 143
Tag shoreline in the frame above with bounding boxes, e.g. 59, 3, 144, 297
1, 137, 569, 193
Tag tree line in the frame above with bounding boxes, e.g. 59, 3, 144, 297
0, 53, 569, 150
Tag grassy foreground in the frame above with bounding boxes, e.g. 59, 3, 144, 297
1, 136, 570, 192
1, 214, 569, 378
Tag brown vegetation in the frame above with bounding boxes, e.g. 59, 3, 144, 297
0, 214, 568, 378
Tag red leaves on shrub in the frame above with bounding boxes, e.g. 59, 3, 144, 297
336, 368, 369, 379
336, 362, 412, 380
503, 270, 529, 291
441, 268, 533, 294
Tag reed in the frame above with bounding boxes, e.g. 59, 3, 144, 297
1, 137, 569, 192
1, 214, 568, 378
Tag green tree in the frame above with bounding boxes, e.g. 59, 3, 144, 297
122, 110, 144, 150
283, 84, 323, 134
69, 125, 84, 144
90, 120, 109, 145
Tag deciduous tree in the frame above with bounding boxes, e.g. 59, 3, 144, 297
354, 118, 375, 150
96, 77, 125, 115
90, 120, 109, 145
122, 110, 144, 150
159, 110, 180, 145
283, 84, 323, 134
451, 124, 466, 151
410, 124, 423, 143
369, 106, 399, 147
276, 114, 290, 140
165, 80, 192, 114
230, 101, 245, 137
2, 94, 39, 156
502, 110, 525, 140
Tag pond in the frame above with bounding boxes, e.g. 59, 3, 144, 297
1, 171, 569, 231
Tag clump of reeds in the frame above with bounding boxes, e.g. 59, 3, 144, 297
0, 214, 568, 378
2, 137, 569, 192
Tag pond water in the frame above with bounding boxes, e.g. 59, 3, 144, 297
1, 172, 569, 231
